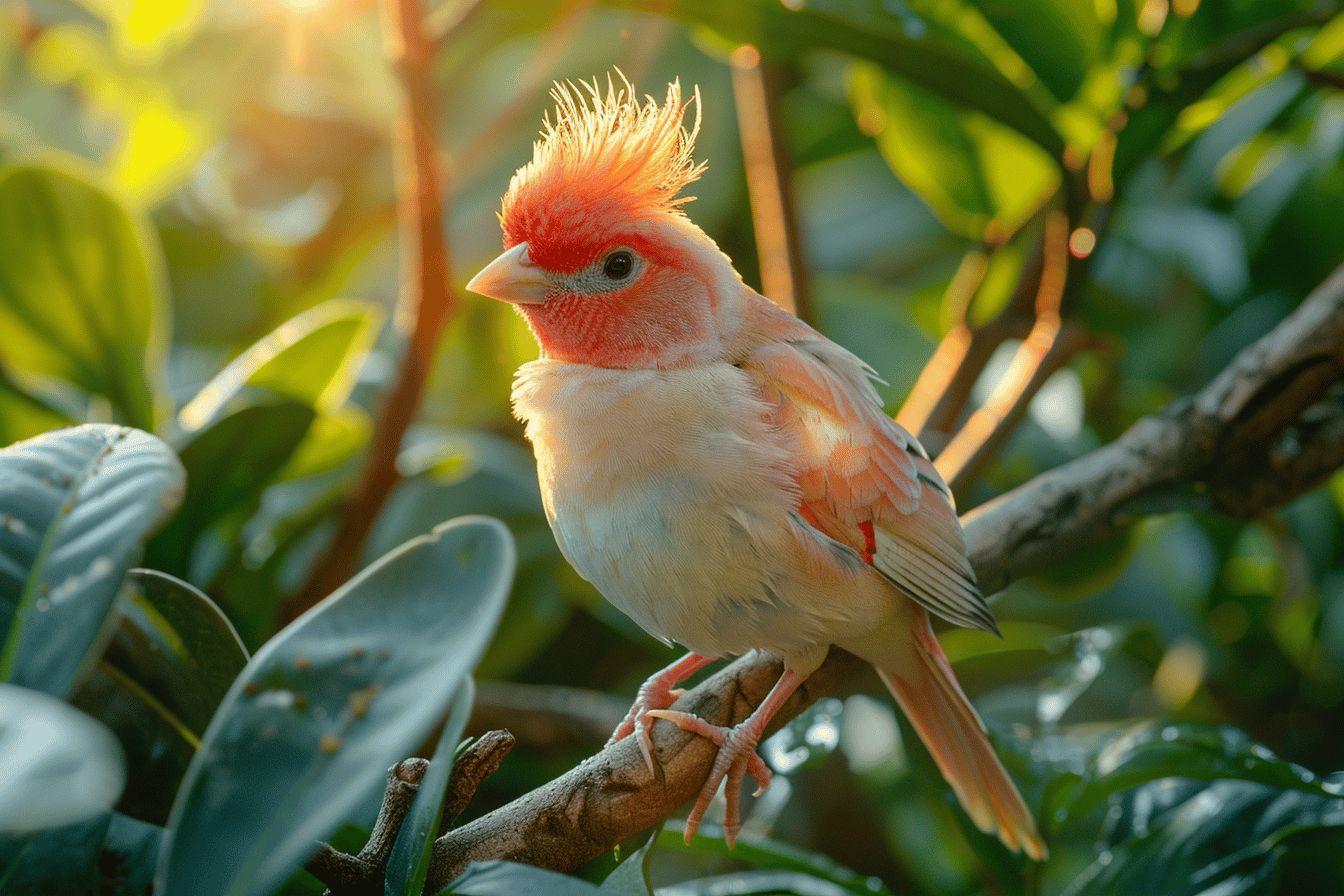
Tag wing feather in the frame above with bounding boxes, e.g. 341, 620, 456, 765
742, 325, 996, 634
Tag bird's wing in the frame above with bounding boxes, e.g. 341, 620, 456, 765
742, 331, 997, 634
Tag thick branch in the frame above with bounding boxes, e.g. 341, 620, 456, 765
425, 262, 1344, 887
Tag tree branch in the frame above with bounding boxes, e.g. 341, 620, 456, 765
731, 48, 812, 321
423, 261, 1344, 888
286, 0, 457, 621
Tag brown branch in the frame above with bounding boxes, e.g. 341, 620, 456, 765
731, 48, 812, 321
895, 238, 1043, 447
285, 0, 457, 621
935, 211, 1082, 491
306, 758, 428, 894
422, 261, 1344, 889
444, 729, 516, 824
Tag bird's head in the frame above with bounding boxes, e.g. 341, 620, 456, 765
467, 75, 742, 369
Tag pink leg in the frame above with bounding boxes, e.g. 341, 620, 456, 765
609, 652, 714, 774
648, 668, 805, 847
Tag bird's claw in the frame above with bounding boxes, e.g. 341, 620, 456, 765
644, 709, 772, 847
608, 679, 682, 775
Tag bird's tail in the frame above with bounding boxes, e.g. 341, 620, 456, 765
874, 624, 1047, 860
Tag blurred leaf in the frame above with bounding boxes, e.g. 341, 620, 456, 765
1032, 528, 1138, 598
146, 400, 315, 577
158, 517, 515, 896
850, 65, 1059, 240
0, 162, 167, 429
386, 677, 476, 896
962, 0, 1103, 102
0, 683, 125, 894
659, 870, 885, 896
0, 366, 73, 447
0, 425, 184, 696
178, 299, 382, 432
584, 0, 1066, 156
101, 813, 164, 896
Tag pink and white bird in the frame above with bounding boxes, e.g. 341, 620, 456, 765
466, 76, 1046, 860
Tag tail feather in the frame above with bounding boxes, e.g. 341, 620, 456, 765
877, 628, 1047, 861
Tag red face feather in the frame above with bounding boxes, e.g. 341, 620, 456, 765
496, 75, 720, 369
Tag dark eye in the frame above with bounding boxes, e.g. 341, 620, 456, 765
602, 250, 634, 281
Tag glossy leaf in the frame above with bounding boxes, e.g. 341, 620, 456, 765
659, 828, 895, 896
71, 569, 247, 822
158, 517, 516, 896
0, 163, 167, 429
386, 677, 476, 896
445, 862, 602, 896
101, 813, 164, 896
177, 299, 382, 432
0, 425, 184, 695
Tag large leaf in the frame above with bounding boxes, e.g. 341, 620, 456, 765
0, 425, 184, 695
0, 163, 167, 429
71, 569, 248, 822
157, 517, 516, 896
445, 836, 655, 896
386, 678, 476, 896
1064, 778, 1344, 896
961, 0, 1103, 103
145, 400, 315, 577
0, 683, 125, 894
177, 299, 382, 432
850, 65, 1060, 239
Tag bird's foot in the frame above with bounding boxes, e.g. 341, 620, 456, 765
645, 710, 772, 847
608, 678, 686, 775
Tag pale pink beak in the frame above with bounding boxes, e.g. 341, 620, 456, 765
466, 242, 551, 305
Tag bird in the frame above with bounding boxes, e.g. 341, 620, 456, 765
465, 74, 1046, 861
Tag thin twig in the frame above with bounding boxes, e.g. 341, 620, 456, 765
286, 0, 456, 620
731, 48, 812, 321
935, 211, 1081, 491
444, 729, 516, 825
306, 758, 428, 894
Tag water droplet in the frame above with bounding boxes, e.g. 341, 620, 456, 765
254, 690, 297, 710
1161, 726, 1179, 742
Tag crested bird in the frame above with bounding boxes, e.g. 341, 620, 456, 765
466, 75, 1046, 860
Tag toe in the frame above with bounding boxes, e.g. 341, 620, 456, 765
634, 719, 655, 775
645, 710, 727, 745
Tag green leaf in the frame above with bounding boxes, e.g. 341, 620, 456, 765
103, 569, 248, 735
444, 862, 600, 896
177, 299, 382, 432
660, 827, 896, 896
0, 366, 72, 448
0, 162, 167, 429
158, 517, 516, 896
0, 683, 125, 895
1063, 778, 1344, 896
850, 64, 1059, 240
961, 0, 1103, 103
146, 401, 315, 577
550, 0, 1066, 157
598, 833, 656, 894
385, 677, 476, 896
658, 870, 880, 896
70, 569, 248, 822
1048, 722, 1336, 827
101, 813, 164, 896
0, 425, 184, 695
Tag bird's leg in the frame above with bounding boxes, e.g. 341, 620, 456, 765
648, 667, 805, 847
609, 651, 714, 774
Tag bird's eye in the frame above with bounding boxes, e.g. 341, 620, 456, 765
602, 250, 634, 281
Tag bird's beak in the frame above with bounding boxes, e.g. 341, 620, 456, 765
466, 242, 551, 305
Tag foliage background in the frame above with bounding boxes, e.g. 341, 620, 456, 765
2, 0, 1344, 894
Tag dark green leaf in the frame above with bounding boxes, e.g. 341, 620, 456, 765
0, 162, 167, 429
597, 833, 656, 894
659, 827, 895, 896
101, 813, 164, 896
0, 425, 184, 695
962, 0, 1103, 102
146, 400, 315, 577
385, 677, 476, 896
444, 861, 599, 896
158, 517, 516, 896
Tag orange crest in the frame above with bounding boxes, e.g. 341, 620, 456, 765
500, 74, 705, 271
